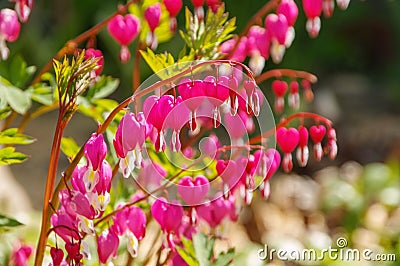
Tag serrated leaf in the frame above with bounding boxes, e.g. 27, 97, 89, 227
0, 213, 23, 228
140, 48, 176, 78
0, 77, 32, 114
193, 233, 214, 266
0, 128, 35, 145
61, 137, 81, 160
0, 147, 29, 165
180, 5, 236, 59
212, 248, 235, 266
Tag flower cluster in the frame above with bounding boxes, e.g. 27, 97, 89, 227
277, 125, 337, 172
221, 0, 351, 74
34, 0, 345, 265
0, 0, 33, 60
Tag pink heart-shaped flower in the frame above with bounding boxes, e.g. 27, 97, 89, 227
108, 14, 140, 46
298, 126, 309, 147
204, 75, 229, 106
216, 160, 238, 184
309, 125, 326, 143
277, 127, 300, 153
272, 80, 288, 97
265, 13, 288, 45
178, 78, 205, 110
178, 176, 210, 205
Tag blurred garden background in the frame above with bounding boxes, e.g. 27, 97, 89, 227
1, 0, 400, 265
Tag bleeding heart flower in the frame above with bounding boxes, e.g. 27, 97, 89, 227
151, 197, 184, 233
296, 125, 309, 167
97, 228, 119, 264
144, 3, 161, 32
216, 159, 238, 185
302, 0, 323, 38
0, 9, 21, 60
50, 247, 64, 266
309, 125, 326, 143
178, 176, 210, 205
84, 133, 107, 171
108, 14, 140, 62
265, 13, 288, 45
277, 0, 298, 26
108, 14, 140, 46
14, 0, 34, 23
310, 125, 326, 161
277, 127, 300, 153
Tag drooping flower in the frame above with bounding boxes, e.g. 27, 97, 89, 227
112, 205, 147, 258
178, 78, 205, 132
164, 96, 190, 151
108, 14, 140, 63
83, 133, 107, 192
177, 175, 210, 206
302, 0, 323, 38
247, 26, 269, 75
144, 3, 161, 49
277, 0, 298, 47
309, 125, 326, 161
203, 75, 230, 127
288, 80, 300, 110
114, 112, 147, 176
163, 0, 182, 31
220, 37, 248, 63
12, 0, 33, 23
151, 197, 184, 233
277, 127, 300, 172
143, 95, 176, 151
97, 228, 119, 264
85, 133, 107, 171
197, 194, 237, 228
50, 247, 64, 266
10, 242, 33, 266
296, 126, 309, 167
265, 13, 288, 63
272, 80, 288, 113
0, 9, 21, 60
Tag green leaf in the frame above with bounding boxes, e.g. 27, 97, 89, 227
193, 233, 214, 266
0, 147, 29, 165
0, 77, 32, 114
140, 48, 176, 78
9, 55, 37, 88
29, 84, 54, 106
0, 128, 35, 145
85, 76, 119, 100
0, 107, 11, 120
60, 137, 81, 160
0, 213, 23, 228
179, 5, 236, 59
213, 248, 235, 266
